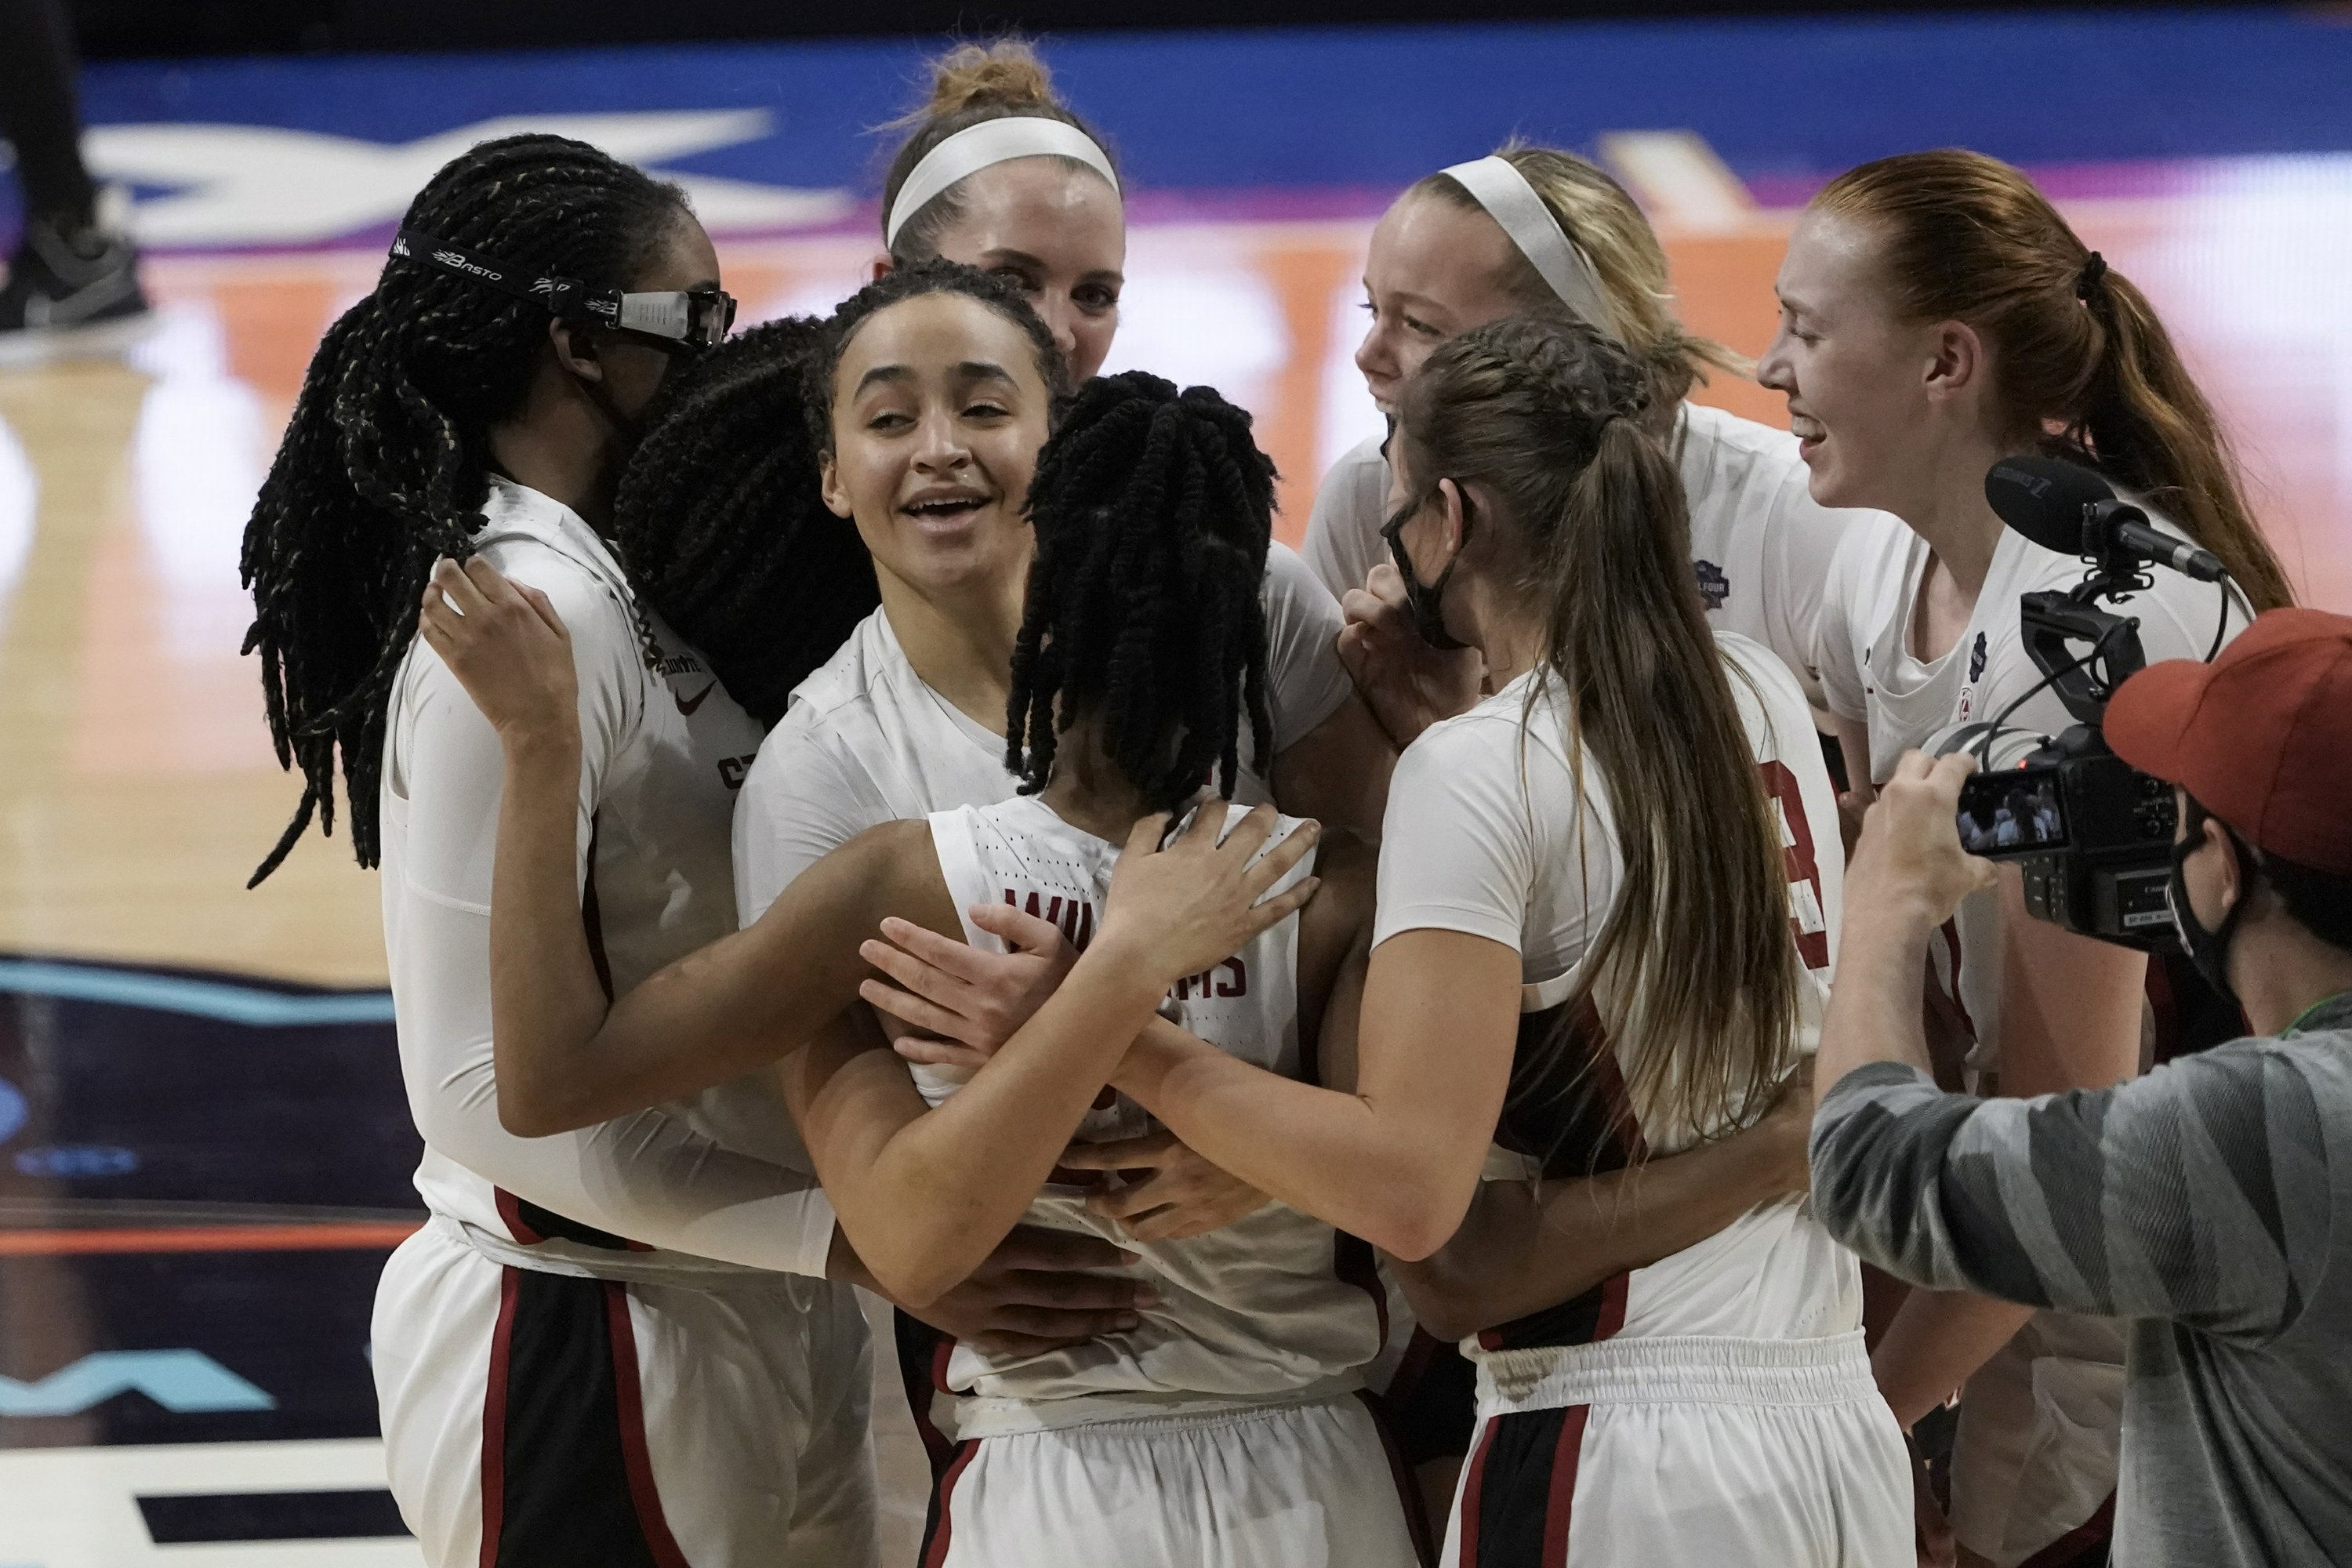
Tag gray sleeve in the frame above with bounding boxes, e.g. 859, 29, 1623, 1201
1809, 1052, 2325, 1343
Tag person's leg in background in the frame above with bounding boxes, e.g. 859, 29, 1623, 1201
0, 0, 148, 346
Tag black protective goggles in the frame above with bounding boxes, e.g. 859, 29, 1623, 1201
390, 228, 738, 351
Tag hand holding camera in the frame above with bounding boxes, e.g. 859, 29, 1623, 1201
1851, 752, 2001, 931
1931, 456, 2247, 952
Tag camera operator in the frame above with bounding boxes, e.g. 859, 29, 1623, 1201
1808, 607, 2352, 1568
1758, 148, 2290, 1565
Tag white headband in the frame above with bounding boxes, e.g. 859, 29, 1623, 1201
1441, 156, 1623, 341
886, 118, 1120, 249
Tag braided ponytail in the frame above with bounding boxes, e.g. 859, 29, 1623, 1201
1007, 372, 1277, 813
241, 134, 690, 882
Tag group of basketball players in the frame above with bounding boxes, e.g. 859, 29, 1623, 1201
238, 37, 2292, 1568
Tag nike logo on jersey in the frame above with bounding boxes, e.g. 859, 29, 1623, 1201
674, 682, 717, 717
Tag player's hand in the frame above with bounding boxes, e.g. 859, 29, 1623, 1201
1847, 752, 1997, 929
1907, 1433, 1957, 1568
896, 1225, 1159, 1359
862, 905, 1079, 1073
1338, 563, 1484, 750
1094, 804, 1319, 985
1057, 1131, 1273, 1242
416, 557, 579, 749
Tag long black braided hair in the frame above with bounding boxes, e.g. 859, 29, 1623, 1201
608, 316, 875, 727
241, 134, 691, 884
1007, 371, 1277, 813
602, 260, 1065, 727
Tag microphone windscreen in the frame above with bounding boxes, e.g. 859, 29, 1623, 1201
1984, 456, 2115, 554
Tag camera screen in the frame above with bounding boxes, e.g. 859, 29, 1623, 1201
1957, 766, 2069, 854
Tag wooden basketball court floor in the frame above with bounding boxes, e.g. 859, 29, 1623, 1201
1, 188, 2347, 1563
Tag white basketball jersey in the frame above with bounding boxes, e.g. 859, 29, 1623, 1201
1817, 506, 2249, 1074
913, 794, 1389, 1439
381, 477, 831, 1281
1377, 635, 1858, 1374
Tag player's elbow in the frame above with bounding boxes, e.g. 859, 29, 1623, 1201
1396, 1276, 1484, 1344
495, 1075, 593, 1138
858, 1242, 967, 1312
1373, 1216, 1454, 1265
1360, 1190, 1469, 1265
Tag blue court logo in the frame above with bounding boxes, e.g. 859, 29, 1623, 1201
0, 1077, 24, 1145
0, 1351, 275, 1417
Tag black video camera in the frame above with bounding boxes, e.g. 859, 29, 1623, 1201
1933, 456, 2236, 954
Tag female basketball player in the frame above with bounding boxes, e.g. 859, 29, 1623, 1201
1013, 315, 1911, 1563
422, 361, 1425, 1567
236, 136, 890, 1567
866, 38, 1395, 835
1304, 143, 1868, 744
1759, 149, 2286, 1566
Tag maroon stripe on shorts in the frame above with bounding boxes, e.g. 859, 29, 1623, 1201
1456, 1415, 1500, 1566
920, 1439, 982, 1568
476, 1266, 521, 1568
1592, 1273, 1630, 1342
602, 1281, 691, 1568
1537, 1405, 1592, 1567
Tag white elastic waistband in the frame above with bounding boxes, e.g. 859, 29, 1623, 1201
1475, 1330, 1877, 1414
950, 1382, 1365, 1443
428, 1212, 780, 1290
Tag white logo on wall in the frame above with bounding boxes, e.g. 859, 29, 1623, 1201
82, 110, 851, 248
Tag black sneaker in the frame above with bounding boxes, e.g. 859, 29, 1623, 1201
0, 209, 154, 365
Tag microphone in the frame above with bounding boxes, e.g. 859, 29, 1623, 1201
1985, 456, 2228, 582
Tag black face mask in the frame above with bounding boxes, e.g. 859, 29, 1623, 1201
1380, 492, 1473, 652
2169, 799, 2252, 1009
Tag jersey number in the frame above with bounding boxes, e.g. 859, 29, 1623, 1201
1759, 760, 1831, 972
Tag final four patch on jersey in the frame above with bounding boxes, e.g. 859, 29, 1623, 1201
1693, 559, 1730, 611
1969, 631, 1987, 681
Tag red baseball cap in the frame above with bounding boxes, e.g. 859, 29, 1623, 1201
2107, 607, 2352, 876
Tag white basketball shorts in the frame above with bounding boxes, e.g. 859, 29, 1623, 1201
1443, 1332, 1910, 1566
372, 1217, 876, 1568
920, 1390, 1432, 1568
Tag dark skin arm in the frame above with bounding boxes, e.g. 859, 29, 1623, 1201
1388, 1073, 1815, 1342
